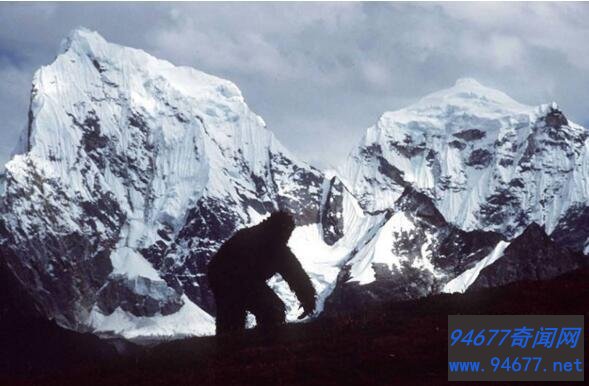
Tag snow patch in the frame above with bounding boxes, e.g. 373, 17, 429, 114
442, 240, 510, 294
88, 295, 214, 339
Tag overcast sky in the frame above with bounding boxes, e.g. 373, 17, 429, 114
1, 2, 588, 168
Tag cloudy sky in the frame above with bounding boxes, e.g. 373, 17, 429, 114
1, 2, 588, 168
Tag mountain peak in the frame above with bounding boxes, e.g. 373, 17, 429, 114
59, 27, 108, 55
68, 27, 102, 40
409, 77, 532, 116
370, 78, 533, 135
454, 77, 484, 88
347, 70, 589, 240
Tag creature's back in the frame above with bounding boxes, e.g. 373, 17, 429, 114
207, 225, 273, 288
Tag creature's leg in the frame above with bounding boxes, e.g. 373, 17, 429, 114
246, 284, 286, 329
214, 292, 246, 335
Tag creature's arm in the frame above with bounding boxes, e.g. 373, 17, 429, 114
279, 248, 316, 318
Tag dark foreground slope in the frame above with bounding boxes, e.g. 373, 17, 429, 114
0, 254, 120, 378
3, 268, 588, 386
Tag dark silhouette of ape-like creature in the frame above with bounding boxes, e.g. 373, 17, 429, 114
207, 212, 316, 335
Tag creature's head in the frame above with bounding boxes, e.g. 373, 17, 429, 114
263, 211, 295, 244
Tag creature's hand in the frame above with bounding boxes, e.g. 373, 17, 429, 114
297, 301, 315, 320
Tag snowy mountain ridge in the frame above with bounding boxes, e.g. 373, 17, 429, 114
0, 28, 326, 338
328, 78, 588, 308
343, 78, 589, 238
0, 29, 586, 339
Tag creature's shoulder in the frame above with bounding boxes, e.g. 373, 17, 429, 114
224, 227, 256, 246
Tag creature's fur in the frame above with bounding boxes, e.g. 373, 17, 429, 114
207, 212, 316, 334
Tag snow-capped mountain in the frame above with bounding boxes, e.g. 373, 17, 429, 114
343, 78, 589, 241
0, 29, 327, 338
0, 29, 586, 340
327, 78, 587, 308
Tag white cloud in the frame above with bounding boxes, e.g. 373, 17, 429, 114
437, 2, 589, 69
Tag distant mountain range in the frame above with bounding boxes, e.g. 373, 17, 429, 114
0, 29, 586, 339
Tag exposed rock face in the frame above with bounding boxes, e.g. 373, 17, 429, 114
96, 275, 184, 317
551, 204, 589, 255
0, 249, 42, 323
469, 223, 585, 290
324, 188, 503, 312
320, 176, 345, 245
